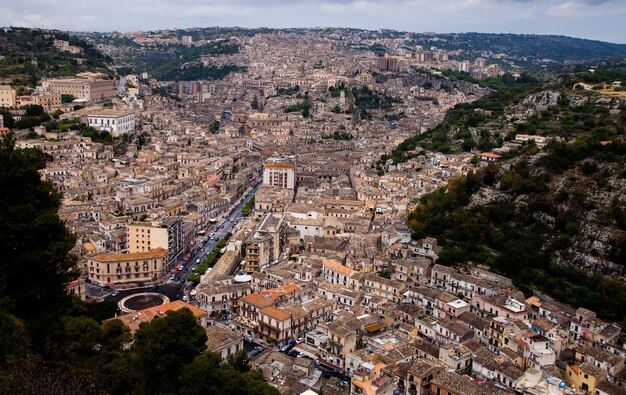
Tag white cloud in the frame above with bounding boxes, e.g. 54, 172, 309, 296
0, 0, 623, 42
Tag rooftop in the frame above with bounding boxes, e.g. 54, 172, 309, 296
90, 247, 167, 262
106, 300, 206, 334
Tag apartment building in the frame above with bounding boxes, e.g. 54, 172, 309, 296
87, 109, 135, 136
263, 157, 295, 189
322, 259, 355, 286
87, 247, 167, 284
31, 91, 62, 111
127, 216, 184, 267
244, 213, 286, 272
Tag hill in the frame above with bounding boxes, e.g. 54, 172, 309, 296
82, 30, 245, 81
407, 32, 626, 66
0, 27, 112, 88
396, 70, 626, 323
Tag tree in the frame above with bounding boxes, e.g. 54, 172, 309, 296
0, 109, 15, 129
179, 351, 279, 395
61, 94, 75, 103
251, 95, 259, 110
230, 350, 251, 373
0, 135, 79, 354
24, 104, 45, 117
131, 308, 208, 394
210, 120, 221, 134
0, 305, 28, 364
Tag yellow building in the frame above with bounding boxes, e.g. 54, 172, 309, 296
566, 362, 604, 394
0, 85, 16, 107
87, 247, 167, 285
127, 216, 184, 267
489, 316, 512, 350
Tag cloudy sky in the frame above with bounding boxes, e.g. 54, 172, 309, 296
1, 0, 624, 43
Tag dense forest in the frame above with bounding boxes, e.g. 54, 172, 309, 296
0, 137, 278, 395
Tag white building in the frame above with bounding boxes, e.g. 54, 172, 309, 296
87, 109, 135, 136
263, 157, 295, 189
322, 259, 354, 286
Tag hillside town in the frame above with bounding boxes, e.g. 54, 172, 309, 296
2, 28, 626, 395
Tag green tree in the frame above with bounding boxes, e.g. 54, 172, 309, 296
230, 349, 251, 373
0, 135, 79, 353
61, 94, 75, 103
251, 95, 259, 110
179, 351, 279, 395
132, 308, 208, 394
0, 305, 29, 363
60, 315, 102, 362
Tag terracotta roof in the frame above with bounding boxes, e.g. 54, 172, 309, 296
106, 300, 206, 333
259, 306, 290, 321
240, 283, 301, 308
90, 247, 167, 262
323, 259, 354, 276
478, 152, 502, 159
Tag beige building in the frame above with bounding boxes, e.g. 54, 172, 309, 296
87, 247, 167, 284
258, 306, 293, 344
0, 85, 16, 107
127, 216, 184, 267
322, 318, 361, 369
31, 92, 62, 112
244, 213, 287, 272
205, 326, 244, 360
41, 77, 116, 101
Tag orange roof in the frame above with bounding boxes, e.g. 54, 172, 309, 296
204, 175, 219, 185
240, 283, 301, 308
323, 259, 354, 276
90, 247, 167, 262
569, 364, 580, 374
478, 152, 502, 159
352, 361, 387, 395
259, 306, 290, 321
266, 162, 295, 169
106, 300, 207, 334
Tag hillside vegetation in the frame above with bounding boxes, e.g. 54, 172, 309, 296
409, 33, 626, 65
0, 27, 112, 87
402, 69, 626, 323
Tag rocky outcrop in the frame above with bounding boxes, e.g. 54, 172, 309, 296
515, 90, 561, 112
401, 74, 487, 96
